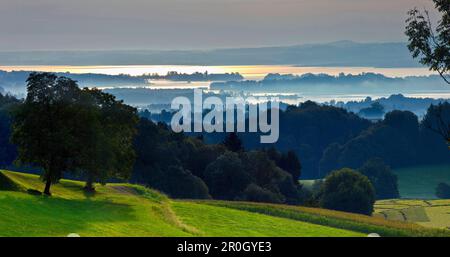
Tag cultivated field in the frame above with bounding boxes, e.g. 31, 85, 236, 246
374, 199, 450, 229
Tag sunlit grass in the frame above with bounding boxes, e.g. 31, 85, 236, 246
199, 200, 450, 237
0, 170, 366, 237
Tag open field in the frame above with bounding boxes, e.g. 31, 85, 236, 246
393, 165, 450, 199
1, 170, 448, 237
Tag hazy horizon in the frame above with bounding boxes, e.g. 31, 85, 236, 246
0, 0, 437, 51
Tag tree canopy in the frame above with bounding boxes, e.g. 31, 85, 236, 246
12, 73, 84, 195
406, 0, 450, 84
11, 73, 138, 195
319, 168, 375, 215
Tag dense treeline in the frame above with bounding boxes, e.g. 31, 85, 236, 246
319, 110, 449, 176
131, 119, 304, 204
198, 101, 450, 179
0, 93, 20, 167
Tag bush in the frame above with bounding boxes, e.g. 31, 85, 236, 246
276, 174, 302, 204
436, 183, 450, 199
239, 183, 284, 203
167, 166, 211, 199
140, 165, 210, 199
320, 168, 376, 215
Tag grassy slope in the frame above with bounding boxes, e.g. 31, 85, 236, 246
0, 171, 192, 237
0, 170, 365, 237
393, 164, 450, 199
199, 201, 449, 237
172, 201, 361, 237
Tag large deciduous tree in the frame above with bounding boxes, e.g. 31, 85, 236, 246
12, 73, 139, 195
78, 88, 138, 191
406, 1, 450, 147
12, 73, 83, 195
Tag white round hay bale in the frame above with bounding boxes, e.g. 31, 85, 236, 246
67, 233, 80, 237
367, 233, 381, 237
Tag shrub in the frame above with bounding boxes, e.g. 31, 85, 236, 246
239, 183, 284, 203
319, 168, 376, 215
436, 183, 450, 199
141, 165, 210, 199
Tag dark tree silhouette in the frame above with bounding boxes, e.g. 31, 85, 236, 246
222, 132, 244, 152
422, 102, 450, 146
358, 158, 399, 200
77, 88, 139, 192
405, 0, 450, 84
435, 182, 450, 198
319, 168, 375, 215
12, 73, 83, 195
11, 73, 138, 195
278, 150, 302, 183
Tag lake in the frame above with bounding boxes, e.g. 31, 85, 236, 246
2, 64, 449, 104
0, 65, 436, 80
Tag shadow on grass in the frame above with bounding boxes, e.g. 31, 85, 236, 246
0, 193, 137, 236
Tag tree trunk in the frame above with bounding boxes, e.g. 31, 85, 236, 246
84, 175, 95, 192
44, 179, 52, 196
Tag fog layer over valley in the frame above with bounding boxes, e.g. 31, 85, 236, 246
1, 67, 449, 119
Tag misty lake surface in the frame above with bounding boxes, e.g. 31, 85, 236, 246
2, 65, 449, 103
0, 65, 436, 80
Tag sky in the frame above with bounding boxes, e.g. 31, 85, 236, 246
0, 0, 438, 51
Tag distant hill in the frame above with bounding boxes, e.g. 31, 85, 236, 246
0, 41, 420, 67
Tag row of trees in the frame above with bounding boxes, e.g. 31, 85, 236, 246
197, 100, 450, 179
132, 119, 305, 204
11, 73, 138, 195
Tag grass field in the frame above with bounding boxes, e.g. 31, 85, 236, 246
1, 170, 448, 237
393, 164, 450, 199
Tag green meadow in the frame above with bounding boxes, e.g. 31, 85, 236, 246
392, 165, 450, 199
0, 170, 448, 237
